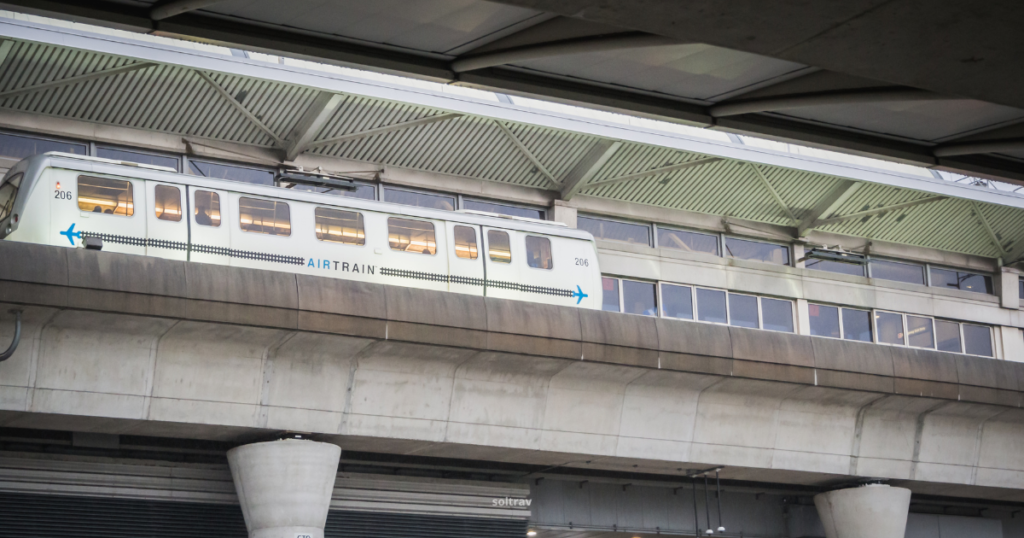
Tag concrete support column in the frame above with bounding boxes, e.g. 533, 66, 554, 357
228, 439, 342, 538
551, 200, 577, 228
999, 267, 1020, 309
813, 485, 911, 538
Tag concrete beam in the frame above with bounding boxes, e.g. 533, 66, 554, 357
585, 157, 721, 189
560, 139, 621, 200
710, 87, 948, 118
934, 138, 1024, 158
451, 32, 676, 73
796, 179, 860, 237
150, 0, 224, 21
307, 113, 462, 150
283, 91, 345, 161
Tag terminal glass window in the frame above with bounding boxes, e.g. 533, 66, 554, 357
453, 226, 478, 259
657, 227, 719, 255
930, 267, 992, 294
935, 320, 962, 353
728, 293, 759, 328
963, 324, 993, 357
0, 132, 86, 160
487, 230, 511, 263
315, 207, 365, 245
239, 197, 290, 236
806, 258, 865, 277
622, 280, 657, 316
577, 216, 650, 245
761, 298, 794, 333
661, 284, 693, 320
697, 288, 727, 324
809, 304, 841, 338
388, 218, 436, 254
525, 236, 553, 269
190, 160, 274, 185
602, 277, 620, 312
78, 176, 133, 216
98, 147, 179, 170
906, 315, 934, 348
291, 182, 376, 200
154, 185, 182, 222
876, 311, 905, 345
810, 304, 872, 341
464, 199, 544, 220
725, 237, 789, 265
384, 188, 455, 211
194, 190, 221, 227
842, 309, 873, 342
869, 259, 925, 285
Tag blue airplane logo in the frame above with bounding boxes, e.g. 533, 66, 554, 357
572, 285, 588, 304
60, 223, 80, 245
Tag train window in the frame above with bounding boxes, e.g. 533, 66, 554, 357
194, 190, 221, 227
388, 218, 436, 254
0, 173, 20, 221
154, 185, 182, 222
488, 230, 512, 263
77, 176, 133, 216
315, 207, 365, 245
525, 236, 553, 269
239, 197, 290, 236
454, 226, 478, 259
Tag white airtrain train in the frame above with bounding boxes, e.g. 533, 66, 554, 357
0, 153, 602, 309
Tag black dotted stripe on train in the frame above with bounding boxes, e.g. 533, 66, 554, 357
380, 267, 574, 298
79, 231, 305, 266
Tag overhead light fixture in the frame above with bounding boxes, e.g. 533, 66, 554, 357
276, 169, 358, 191
801, 247, 866, 265
526, 531, 537, 537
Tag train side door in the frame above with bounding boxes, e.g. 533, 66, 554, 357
66, 174, 147, 256
481, 226, 519, 300
445, 222, 484, 296
145, 181, 188, 260
189, 187, 231, 265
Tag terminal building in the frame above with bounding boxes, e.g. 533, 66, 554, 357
1, 7, 1024, 538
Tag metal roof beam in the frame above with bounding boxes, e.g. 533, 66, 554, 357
709, 87, 949, 118
970, 200, 1008, 258
150, 0, 224, 21
585, 157, 721, 190
934, 138, 1024, 158
195, 69, 284, 147
811, 195, 948, 229
796, 179, 860, 236
748, 163, 797, 224
307, 113, 462, 150
493, 119, 559, 187
0, 61, 154, 101
451, 32, 676, 73
283, 91, 345, 161
560, 139, 622, 200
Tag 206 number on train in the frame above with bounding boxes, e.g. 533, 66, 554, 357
575, 257, 589, 267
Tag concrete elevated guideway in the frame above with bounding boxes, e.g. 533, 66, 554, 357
4, 240, 1024, 508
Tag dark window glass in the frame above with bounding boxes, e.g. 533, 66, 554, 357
906, 315, 934, 348
1019, 279, 1024, 299
929, 267, 992, 294
189, 160, 274, 185
761, 298, 793, 333
315, 207, 364, 245
97, 147, 179, 170
454, 226, 478, 259
725, 237, 789, 265
239, 197, 290, 236
77, 176, 133, 216
384, 188, 455, 211
728, 294, 759, 328
963, 324, 993, 357
697, 288, 727, 324
809, 304, 841, 338
525, 236, 553, 269
0, 173, 22, 221
291, 183, 376, 200
842, 309, 873, 342
876, 311, 905, 345
194, 190, 221, 227
154, 185, 181, 222
464, 199, 544, 220
661, 284, 693, 320
388, 218, 436, 254
577, 216, 650, 245
487, 230, 511, 263
0, 132, 86, 159
869, 259, 924, 285
623, 280, 657, 316
935, 320, 961, 353
602, 277, 620, 312
657, 228, 719, 255
806, 258, 866, 277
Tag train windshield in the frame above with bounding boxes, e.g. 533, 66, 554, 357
0, 172, 20, 221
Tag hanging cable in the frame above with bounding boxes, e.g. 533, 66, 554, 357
0, 309, 22, 362
692, 477, 699, 537
716, 470, 725, 533
704, 473, 713, 535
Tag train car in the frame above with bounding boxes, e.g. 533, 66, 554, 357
0, 152, 602, 309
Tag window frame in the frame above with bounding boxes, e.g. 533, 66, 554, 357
524, 235, 554, 270
187, 157, 276, 186
387, 217, 438, 255
866, 257, 927, 286
314, 206, 366, 247
927, 264, 993, 295
77, 175, 136, 218
96, 144, 181, 172
0, 128, 88, 162
452, 224, 479, 260
193, 189, 222, 227
653, 224, 721, 256
723, 235, 792, 266
620, 278, 659, 317
462, 197, 546, 220
154, 184, 182, 222
237, 196, 291, 236
382, 185, 457, 212
577, 214, 653, 247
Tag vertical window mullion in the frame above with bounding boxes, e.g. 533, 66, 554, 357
618, 278, 625, 313
756, 297, 764, 330
652, 223, 659, 248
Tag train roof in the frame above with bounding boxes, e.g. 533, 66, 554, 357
13, 152, 597, 241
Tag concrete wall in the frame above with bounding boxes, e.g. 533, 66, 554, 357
2, 242, 1024, 502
